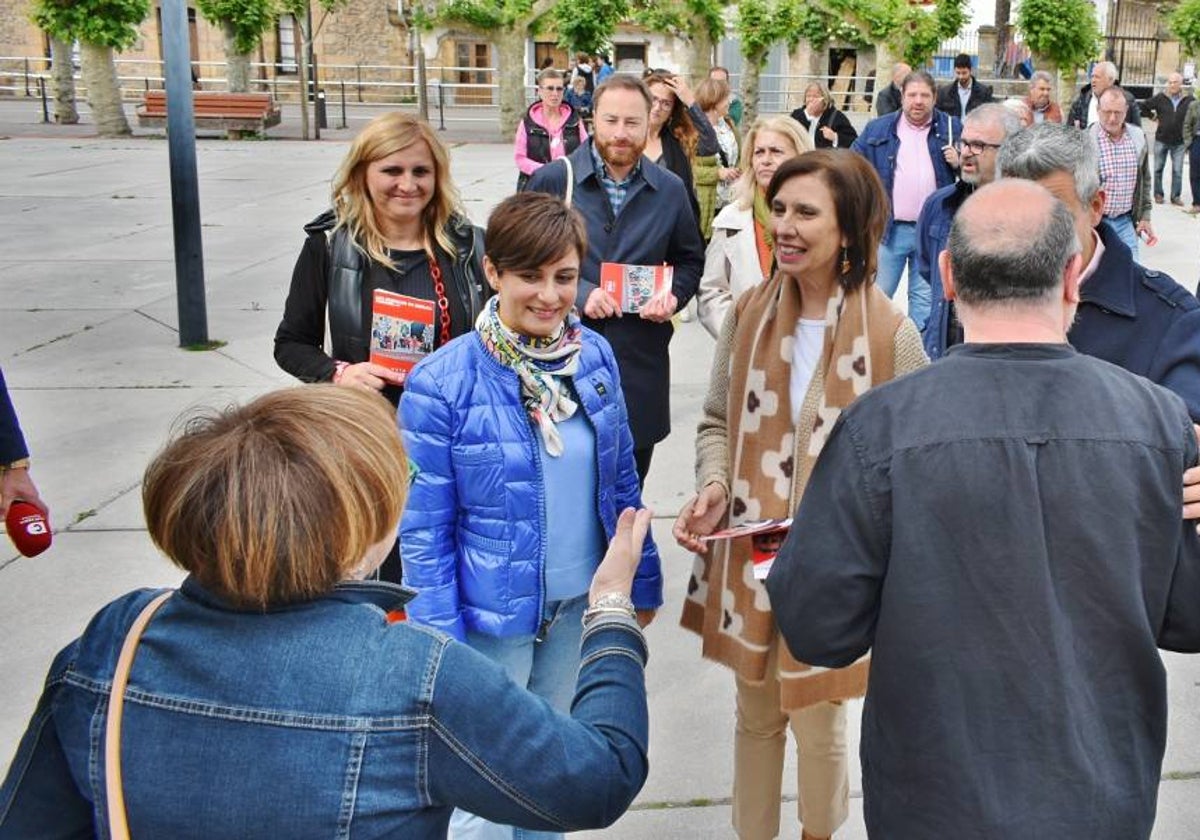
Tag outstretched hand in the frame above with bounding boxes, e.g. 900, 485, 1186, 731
590, 507, 653, 604
672, 482, 728, 554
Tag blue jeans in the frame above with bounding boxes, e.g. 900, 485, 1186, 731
876, 221, 931, 330
451, 594, 589, 840
1153, 140, 1186, 201
1105, 212, 1139, 262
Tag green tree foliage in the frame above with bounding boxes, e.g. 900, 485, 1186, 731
553, 0, 627, 55
1169, 0, 1200, 56
1016, 0, 1101, 73
30, 0, 150, 136
196, 0, 276, 54
808, 0, 967, 65
30, 0, 150, 49
630, 0, 726, 77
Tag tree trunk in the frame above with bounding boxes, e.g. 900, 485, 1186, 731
50, 37, 78, 124
296, 13, 312, 141
687, 24, 716, 82
80, 41, 130, 136
741, 51, 765, 127
874, 41, 896, 111
495, 27, 526, 140
222, 22, 251, 93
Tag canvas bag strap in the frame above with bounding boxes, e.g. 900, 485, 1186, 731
105, 590, 173, 840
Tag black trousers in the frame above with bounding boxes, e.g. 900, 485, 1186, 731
1190, 138, 1200, 208
634, 446, 654, 490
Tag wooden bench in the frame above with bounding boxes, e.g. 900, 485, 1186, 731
136, 91, 282, 138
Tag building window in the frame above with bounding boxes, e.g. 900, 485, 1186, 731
277, 15, 298, 74
613, 43, 647, 74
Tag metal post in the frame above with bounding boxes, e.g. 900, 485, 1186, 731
38, 77, 48, 123
161, 0, 209, 347
436, 79, 445, 130
339, 80, 347, 128
24, 58, 30, 97
356, 63, 363, 103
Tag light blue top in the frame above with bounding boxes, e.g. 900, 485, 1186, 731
540, 409, 605, 601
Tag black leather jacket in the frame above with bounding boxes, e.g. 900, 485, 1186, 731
274, 210, 488, 395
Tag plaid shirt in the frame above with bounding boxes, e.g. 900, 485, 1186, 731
1097, 128, 1138, 216
589, 141, 642, 217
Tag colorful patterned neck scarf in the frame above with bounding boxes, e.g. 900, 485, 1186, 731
475, 296, 584, 457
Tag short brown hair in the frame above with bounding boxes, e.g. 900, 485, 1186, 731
591, 74, 651, 114
766, 150, 889, 292
143, 386, 408, 610
695, 77, 730, 112
485, 192, 587, 274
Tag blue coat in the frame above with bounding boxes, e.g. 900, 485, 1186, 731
850, 110, 961, 244
399, 326, 662, 641
1068, 223, 1200, 421
915, 181, 972, 359
0, 367, 29, 465
524, 141, 706, 447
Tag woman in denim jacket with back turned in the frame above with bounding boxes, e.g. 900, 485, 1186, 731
400, 192, 662, 840
0, 386, 653, 838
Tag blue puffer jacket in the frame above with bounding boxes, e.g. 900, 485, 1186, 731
398, 326, 662, 641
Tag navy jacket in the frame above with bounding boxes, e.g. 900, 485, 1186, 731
0, 367, 28, 465
399, 325, 662, 641
524, 141, 706, 447
915, 180, 972, 359
1068, 223, 1200, 421
769, 343, 1200, 839
850, 110, 961, 243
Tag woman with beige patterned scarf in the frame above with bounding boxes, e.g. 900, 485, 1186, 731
673, 150, 928, 840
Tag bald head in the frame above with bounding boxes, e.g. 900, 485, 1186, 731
891, 62, 912, 87
946, 179, 1080, 306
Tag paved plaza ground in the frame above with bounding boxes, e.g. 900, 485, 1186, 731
2, 97, 1200, 837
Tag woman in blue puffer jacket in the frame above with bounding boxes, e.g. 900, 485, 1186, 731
398, 192, 661, 840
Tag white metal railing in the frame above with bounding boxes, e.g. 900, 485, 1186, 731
0, 54, 1048, 123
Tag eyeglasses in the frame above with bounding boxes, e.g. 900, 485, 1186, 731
650, 97, 675, 111
955, 138, 1003, 154
541, 86, 564, 93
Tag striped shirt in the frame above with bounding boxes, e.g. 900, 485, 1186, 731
589, 141, 642, 216
1097, 128, 1137, 216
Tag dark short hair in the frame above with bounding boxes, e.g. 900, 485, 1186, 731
954, 53, 973, 70
947, 188, 1079, 305
765, 150, 889, 292
592, 74, 652, 114
485, 192, 588, 274
901, 69, 936, 95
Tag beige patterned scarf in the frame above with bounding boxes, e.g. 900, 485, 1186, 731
682, 271, 901, 708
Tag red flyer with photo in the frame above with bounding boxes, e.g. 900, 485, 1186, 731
599, 262, 674, 313
369, 290, 435, 382
702, 518, 792, 580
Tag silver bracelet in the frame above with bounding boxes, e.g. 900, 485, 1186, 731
582, 592, 635, 626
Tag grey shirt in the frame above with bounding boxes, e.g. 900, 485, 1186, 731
767, 342, 1200, 839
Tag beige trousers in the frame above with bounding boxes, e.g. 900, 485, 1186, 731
732, 635, 849, 840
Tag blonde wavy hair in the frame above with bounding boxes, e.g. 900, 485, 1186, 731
734, 115, 812, 210
330, 112, 463, 268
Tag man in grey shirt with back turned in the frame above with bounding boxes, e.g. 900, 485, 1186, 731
767, 178, 1200, 839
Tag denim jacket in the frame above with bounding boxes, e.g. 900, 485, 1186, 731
0, 577, 649, 838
